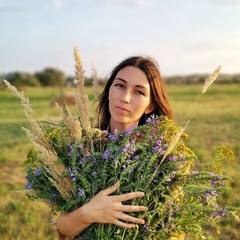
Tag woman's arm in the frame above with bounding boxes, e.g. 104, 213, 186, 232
56, 182, 147, 237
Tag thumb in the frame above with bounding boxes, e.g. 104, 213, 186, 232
98, 182, 120, 196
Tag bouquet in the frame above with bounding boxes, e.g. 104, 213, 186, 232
4, 48, 239, 240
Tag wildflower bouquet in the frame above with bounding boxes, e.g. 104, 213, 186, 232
4, 48, 239, 240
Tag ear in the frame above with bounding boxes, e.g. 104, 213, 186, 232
144, 104, 154, 115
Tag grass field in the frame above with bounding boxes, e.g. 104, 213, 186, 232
0, 83, 240, 239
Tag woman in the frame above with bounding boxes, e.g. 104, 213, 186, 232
51, 56, 173, 239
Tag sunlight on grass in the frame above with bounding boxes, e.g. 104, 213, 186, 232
0, 84, 239, 239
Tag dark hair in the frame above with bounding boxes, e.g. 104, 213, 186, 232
96, 56, 173, 130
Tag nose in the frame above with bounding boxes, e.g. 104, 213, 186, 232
121, 91, 130, 103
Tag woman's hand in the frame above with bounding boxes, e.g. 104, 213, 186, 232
83, 182, 147, 228
56, 182, 147, 237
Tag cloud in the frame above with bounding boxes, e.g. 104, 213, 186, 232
99, 0, 154, 8
0, 0, 63, 13
210, 0, 240, 7
51, 0, 64, 7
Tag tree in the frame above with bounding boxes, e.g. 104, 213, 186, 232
5, 71, 40, 87
35, 68, 66, 86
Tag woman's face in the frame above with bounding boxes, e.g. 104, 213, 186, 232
109, 66, 153, 132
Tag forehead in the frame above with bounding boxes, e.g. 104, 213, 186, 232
115, 66, 149, 87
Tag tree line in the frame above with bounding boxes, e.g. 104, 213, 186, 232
1, 67, 240, 88
0, 67, 107, 88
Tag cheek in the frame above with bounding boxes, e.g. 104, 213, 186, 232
108, 88, 114, 102
135, 98, 151, 110
108, 88, 116, 109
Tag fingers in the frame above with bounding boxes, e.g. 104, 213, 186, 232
114, 213, 145, 228
120, 212, 145, 225
114, 220, 136, 229
113, 191, 145, 202
121, 204, 147, 213
97, 182, 120, 196
98, 183, 145, 203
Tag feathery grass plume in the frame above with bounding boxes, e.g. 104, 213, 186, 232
202, 66, 222, 93
3, 79, 73, 200
3, 80, 47, 148
23, 127, 73, 199
3, 79, 34, 114
91, 67, 101, 128
55, 102, 82, 140
73, 46, 91, 132
91, 67, 100, 101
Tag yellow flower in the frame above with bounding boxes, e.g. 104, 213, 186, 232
169, 232, 186, 240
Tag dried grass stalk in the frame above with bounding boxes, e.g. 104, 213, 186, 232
55, 102, 82, 140
73, 46, 91, 132
3, 79, 73, 200
92, 67, 100, 101
202, 66, 222, 93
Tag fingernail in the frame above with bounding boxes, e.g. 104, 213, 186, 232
114, 182, 119, 187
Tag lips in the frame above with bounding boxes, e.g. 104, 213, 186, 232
115, 106, 130, 112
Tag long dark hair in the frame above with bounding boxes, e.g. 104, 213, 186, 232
96, 56, 173, 130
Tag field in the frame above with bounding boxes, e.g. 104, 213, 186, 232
0, 83, 240, 239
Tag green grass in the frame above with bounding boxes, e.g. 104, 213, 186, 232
0, 84, 240, 239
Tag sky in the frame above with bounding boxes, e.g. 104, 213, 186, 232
0, 0, 240, 78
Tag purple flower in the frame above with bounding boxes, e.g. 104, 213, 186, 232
67, 144, 75, 157
129, 148, 137, 155
221, 208, 228, 216
103, 149, 111, 160
125, 159, 131, 164
212, 203, 219, 209
211, 176, 224, 186
35, 168, 43, 176
26, 179, 34, 189
168, 155, 178, 161
79, 158, 86, 164
205, 193, 211, 200
108, 134, 118, 141
121, 140, 135, 155
170, 223, 175, 228
210, 189, 218, 197
78, 188, 85, 197
78, 144, 83, 149
68, 168, 77, 182
133, 154, 139, 160
142, 223, 150, 232
124, 125, 135, 136
146, 114, 159, 126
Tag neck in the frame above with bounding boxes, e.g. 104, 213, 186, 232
109, 119, 138, 133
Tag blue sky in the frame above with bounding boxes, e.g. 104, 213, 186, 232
0, 0, 239, 77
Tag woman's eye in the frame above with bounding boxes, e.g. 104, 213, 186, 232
115, 83, 124, 88
136, 90, 145, 96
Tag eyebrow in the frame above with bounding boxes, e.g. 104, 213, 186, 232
114, 77, 149, 90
